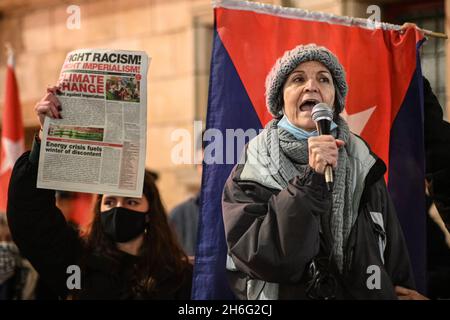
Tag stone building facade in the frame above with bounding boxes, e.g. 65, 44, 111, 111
0, 0, 447, 211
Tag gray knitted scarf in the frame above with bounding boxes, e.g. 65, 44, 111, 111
262, 116, 354, 272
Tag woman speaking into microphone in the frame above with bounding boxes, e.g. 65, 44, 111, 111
221, 44, 426, 300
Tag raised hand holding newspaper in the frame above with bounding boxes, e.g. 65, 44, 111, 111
37, 49, 150, 197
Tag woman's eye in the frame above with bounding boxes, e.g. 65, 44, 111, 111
320, 77, 330, 83
127, 200, 139, 206
293, 77, 304, 83
103, 200, 114, 206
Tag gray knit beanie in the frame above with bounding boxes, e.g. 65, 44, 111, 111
265, 44, 348, 118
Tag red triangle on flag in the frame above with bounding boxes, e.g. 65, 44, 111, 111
215, 6, 423, 181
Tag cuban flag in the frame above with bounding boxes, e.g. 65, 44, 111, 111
192, 0, 426, 299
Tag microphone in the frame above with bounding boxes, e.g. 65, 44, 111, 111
311, 103, 334, 192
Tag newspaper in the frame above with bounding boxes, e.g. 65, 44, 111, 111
37, 49, 150, 197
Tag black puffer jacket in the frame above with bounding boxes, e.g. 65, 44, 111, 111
7, 140, 192, 300
423, 76, 450, 231
222, 133, 415, 300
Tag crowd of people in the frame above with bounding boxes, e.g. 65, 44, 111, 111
1, 34, 450, 300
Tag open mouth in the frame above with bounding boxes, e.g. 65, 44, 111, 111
299, 99, 320, 111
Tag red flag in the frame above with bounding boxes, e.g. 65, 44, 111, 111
70, 192, 95, 232
0, 47, 25, 212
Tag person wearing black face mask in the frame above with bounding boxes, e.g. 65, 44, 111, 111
6, 87, 193, 300
100, 206, 149, 244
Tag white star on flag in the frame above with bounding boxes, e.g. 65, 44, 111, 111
341, 106, 376, 135
0, 137, 24, 175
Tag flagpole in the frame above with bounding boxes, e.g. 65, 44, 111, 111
5, 42, 14, 65
214, 0, 448, 39
417, 28, 447, 39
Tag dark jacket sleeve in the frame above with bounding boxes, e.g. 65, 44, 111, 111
428, 169, 450, 231
222, 165, 331, 283
423, 76, 450, 231
423, 76, 450, 174
379, 179, 416, 290
7, 138, 83, 298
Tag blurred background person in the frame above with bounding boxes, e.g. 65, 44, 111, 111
169, 130, 204, 259
423, 76, 450, 233
0, 214, 37, 300
423, 76, 450, 299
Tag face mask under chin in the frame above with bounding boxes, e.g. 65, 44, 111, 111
100, 207, 148, 243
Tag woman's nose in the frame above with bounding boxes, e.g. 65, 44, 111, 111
304, 79, 319, 92
115, 200, 125, 207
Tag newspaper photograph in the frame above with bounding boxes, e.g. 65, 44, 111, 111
37, 49, 150, 197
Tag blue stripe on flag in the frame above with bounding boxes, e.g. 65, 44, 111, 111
192, 28, 262, 299
388, 40, 427, 293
